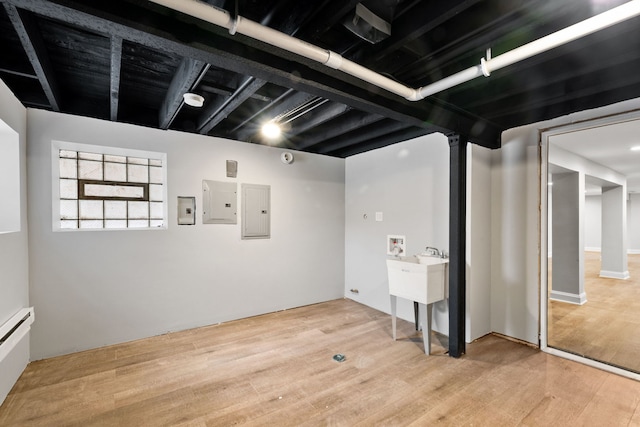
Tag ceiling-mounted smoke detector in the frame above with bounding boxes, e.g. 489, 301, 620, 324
343, 1, 398, 44
183, 92, 204, 107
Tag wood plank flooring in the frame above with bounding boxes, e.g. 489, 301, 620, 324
2, 298, 640, 426
549, 252, 640, 373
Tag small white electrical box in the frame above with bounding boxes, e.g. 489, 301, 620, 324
387, 235, 406, 256
177, 196, 196, 225
226, 160, 238, 178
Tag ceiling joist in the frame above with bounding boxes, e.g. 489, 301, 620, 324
4, 3, 60, 111
293, 111, 384, 151
197, 76, 266, 135
159, 57, 208, 129
230, 91, 317, 141
110, 36, 122, 121
2, 0, 639, 157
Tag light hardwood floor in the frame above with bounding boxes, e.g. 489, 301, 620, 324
549, 252, 640, 373
2, 298, 640, 426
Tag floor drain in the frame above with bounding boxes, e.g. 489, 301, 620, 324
332, 353, 346, 362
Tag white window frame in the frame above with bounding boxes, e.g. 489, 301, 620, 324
51, 140, 168, 232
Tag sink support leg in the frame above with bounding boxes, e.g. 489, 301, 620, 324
390, 295, 397, 340
414, 301, 419, 330
419, 303, 433, 355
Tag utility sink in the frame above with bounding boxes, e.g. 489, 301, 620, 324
386, 254, 448, 355
386, 255, 448, 305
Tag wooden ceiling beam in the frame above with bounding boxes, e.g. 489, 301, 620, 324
0, 67, 38, 79
4, 0, 502, 148
316, 119, 409, 154
4, 4, 60, 111
159, 57, 208, 129
110, 36, 122, 121
295, 0, 360, 41
395, 0, 583, 84
361, 0, 483, 66
197, 76, 266, 135
292, 111, 384, 151
230, 91, 316, 141
286, 101, 351, 137
329, 127, 431, 158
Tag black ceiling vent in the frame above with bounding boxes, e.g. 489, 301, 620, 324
343, 0, 399, 44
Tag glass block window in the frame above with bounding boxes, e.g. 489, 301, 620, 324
54, 142, 166, 231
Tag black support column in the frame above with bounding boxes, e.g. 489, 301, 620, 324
448, 134, 467, 358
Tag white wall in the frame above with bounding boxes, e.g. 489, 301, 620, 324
629, 194, 640, 253
491, 131, 540, 344
585, 194, 640, 253
467, 144, 492, 342
344, 134, 450, 334
0, 80, 30, 404
344, 135, 493, 342
27, 109, 345, 359
493, 97, 640, 345
585, 195, 602, 251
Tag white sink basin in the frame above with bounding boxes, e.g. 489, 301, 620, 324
386, 254, 448, 355
386, 255, 448, 305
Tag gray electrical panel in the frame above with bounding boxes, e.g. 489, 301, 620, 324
202, 180, 237, 224
241, 183, 270, 239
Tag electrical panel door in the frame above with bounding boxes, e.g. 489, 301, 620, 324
241, 183, 270, 239
202, 180, 237, 224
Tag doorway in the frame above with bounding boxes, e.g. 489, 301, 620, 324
540, 111, 640, 380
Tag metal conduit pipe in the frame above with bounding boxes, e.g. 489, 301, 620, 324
149, 0, 640, 102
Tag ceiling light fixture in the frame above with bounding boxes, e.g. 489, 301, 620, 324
631, 146, 640, 151
183, 92, 204, 107
261, 122, 281, 139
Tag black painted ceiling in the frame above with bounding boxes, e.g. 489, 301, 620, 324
2, 0, 640, 157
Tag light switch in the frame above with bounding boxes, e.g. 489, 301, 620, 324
375, 212, 383, 222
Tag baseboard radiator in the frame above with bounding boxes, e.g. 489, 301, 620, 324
0, 307, 34, 365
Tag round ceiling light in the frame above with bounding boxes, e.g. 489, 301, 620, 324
261, 122, 282, 139
631, 146, 640, 152
183, 93, 204, 107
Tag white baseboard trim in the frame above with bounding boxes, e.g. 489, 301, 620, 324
600, 270, 630, 279
583, 247, 640, 255
550, 290, 587, 305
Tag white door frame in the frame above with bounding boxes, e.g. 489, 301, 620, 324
539, 110, 640, 381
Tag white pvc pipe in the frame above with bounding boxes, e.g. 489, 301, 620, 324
148, 0, 418, 100
414, 66, 484, 100
149, 0, 640, 102
150, 0, 233, 28
415, 0, 640, 100
487, 0, 640, 74
236, 16, 330, 64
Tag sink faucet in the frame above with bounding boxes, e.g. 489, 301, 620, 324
425, 246, 448, 258
425, 246, 441, 257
